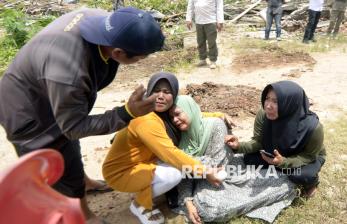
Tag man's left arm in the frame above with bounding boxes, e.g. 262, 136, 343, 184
46, 81, 129, 140
216, 0, 224, 31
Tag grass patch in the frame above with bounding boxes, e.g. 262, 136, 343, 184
80, 0, 187, 14
0, 38, 19, 75
230, 33, 347, 55
163, 48, 198, 73
79, 0, 114, 10
230, 38, 286, 54
283, 33, 347, 53
0, 8, 56, 75
230, 39, 315, 73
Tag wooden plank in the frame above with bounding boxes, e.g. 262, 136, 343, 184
230, 0, 262, 23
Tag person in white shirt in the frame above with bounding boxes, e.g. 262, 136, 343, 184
303, 0, 324, 43
186, 0, 224, 69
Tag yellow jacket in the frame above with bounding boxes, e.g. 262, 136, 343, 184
102, 112, 203, 209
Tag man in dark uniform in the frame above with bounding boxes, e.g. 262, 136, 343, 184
0, 7, 164, 223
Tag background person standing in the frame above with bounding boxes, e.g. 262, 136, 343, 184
264, 0, 283, 41
327, 0, 347, 36
303, 0, 324, 43
186, 0, 224, 69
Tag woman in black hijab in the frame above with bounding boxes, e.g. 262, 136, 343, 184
225, 81, 326, 197
145, 72, 181, 146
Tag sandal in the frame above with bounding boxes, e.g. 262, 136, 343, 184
129, 200, 164, 224
86, 180, 113, 194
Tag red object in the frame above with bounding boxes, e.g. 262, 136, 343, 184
0, 149, 85, 224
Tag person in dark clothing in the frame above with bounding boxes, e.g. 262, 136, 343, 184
327, 0, 347, 36
265, 0, 283, 41
303, 0, 324, 43
225, 81, 326, 198
0, 7, 164, 224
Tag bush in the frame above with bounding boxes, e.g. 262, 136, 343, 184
1, 9, 28, 48
129, 0, 186, 14
81, 0, 187, 14
0, 9, 56, 75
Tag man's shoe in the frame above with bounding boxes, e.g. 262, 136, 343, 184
196, 60, 207, 67
302, 39, 309, 44
276, 37, 282, 41
210, 62, 217, 69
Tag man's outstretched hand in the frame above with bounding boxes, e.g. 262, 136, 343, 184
127, 85, 158, 117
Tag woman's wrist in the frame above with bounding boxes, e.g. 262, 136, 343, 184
184, 197, 194, 205
184, 197, 194, 208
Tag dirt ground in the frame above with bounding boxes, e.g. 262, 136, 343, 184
1, 26, 347, 224
183, 82, 261, 117
108, 48, 196, 92
231, 45, 316, 73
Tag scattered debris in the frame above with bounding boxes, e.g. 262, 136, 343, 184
230, 0, 262, 23
2, 0, 76, 16
225, 1, 331, 31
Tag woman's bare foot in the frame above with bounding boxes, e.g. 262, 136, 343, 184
84, 174, 112, 193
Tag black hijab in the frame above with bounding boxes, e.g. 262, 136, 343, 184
261, 81, 319, 156
146, 72, 181, 146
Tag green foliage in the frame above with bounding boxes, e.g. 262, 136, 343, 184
229, 34, 347, 55
80, 0, 114, 10
0, 38, 19, 75
1, 9, 28, 48
28, 15, 56, 38
0, 9, 26, 74
0, 8, 56, 75
81, 0, 187, 14
129, 0, 186, 14
163, 48, 197, 73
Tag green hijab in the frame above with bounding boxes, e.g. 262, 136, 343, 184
176, 95, 216, 156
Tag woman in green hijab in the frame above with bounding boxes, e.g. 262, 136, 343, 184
172, 95, 231, 160
169, 95, 233, 223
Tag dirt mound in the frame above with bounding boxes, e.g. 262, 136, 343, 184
182, 82, 261, 117
232, 45, 316, 73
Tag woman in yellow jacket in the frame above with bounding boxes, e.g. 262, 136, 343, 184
102, 72, 221, 224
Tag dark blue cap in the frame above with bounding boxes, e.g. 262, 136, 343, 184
80, 7, 164, 55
